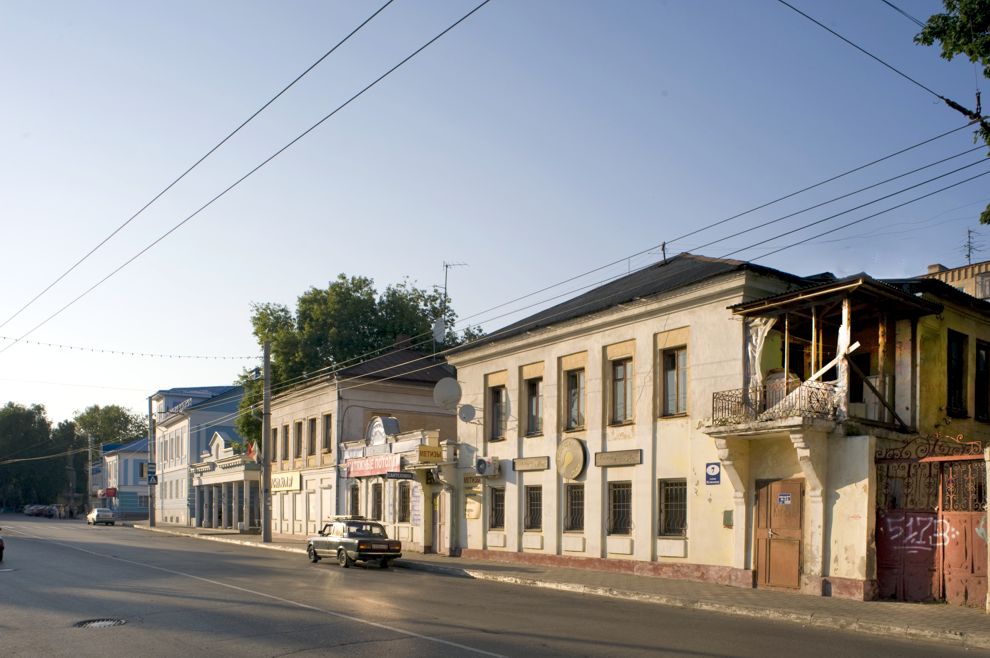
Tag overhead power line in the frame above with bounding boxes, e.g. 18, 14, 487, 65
879, 0, 926, 29
0, 0, 493, 359
0, 1, 397, 335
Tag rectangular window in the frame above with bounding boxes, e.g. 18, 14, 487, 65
294, 421, 303, 459
662, 346, 688, 416
565, 369, 585, 430
489, 488, 505, 529
308, 418, 317, 456
489, 386, 507, 440
272, 427, 279, 461
138, 495, 149, 508
611, 358, 633, 423
371, 483, 383, 521
564, 484, 584, 532
947, 330, 968, 417
398, 482, 411, 523
658, 479, 687, 536
525, 378, 543, 436
524, 486, 542, 530
608, 481, 632, 535
281, 425, 289, 462
322, 413, 332, 452
139, 462, 148, 479
349, 484, 360, 516
977, 341, 990, 422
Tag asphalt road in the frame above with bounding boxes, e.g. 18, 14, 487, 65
0, 515, 984, 658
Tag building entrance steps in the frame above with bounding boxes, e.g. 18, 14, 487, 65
131, 524, 990, 650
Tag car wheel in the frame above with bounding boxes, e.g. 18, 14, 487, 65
380, 558, 389, 569
110, 522, 115, 526
337, 549, 352, 568
308, 545, 320, 563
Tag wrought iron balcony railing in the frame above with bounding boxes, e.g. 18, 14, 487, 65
711, 381, 838, 426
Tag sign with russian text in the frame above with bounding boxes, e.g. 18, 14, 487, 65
386, 471, 414, 480
345, 453, 401, 478
594, 449, 642, 467
513, 456, 550, 472
271, 471, 301, 492
705, 463, 721, 485
416, 444, 443, 464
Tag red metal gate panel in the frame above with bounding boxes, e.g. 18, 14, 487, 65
876, 510, 939, 602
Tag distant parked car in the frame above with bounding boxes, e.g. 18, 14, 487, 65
86, 508, 115, 526
306, 516, 401, 568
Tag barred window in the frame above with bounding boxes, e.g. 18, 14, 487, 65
608, 481, 632, 535
398, 481, 411, 523
564, 484, 584, 532
658, 479, 687, 536
308, 418, 317, 456
371, 483, 383, 521
489, 488, 505, 529
524, 486, 542, 530
349, 484, 360, 516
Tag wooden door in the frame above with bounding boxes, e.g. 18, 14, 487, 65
755, 479, 803, 589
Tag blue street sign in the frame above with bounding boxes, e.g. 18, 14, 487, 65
705, 462, 721, 485
147, 475, 158, 486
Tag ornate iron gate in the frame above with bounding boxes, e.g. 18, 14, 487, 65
876, 434, 987, 607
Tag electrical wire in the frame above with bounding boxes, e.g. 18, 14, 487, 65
0, 336, 258, 360
0, 0, 493, 358
0, 0, 398, 334
879, 0, 926, 28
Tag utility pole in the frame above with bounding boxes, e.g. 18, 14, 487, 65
86, 433, 93, 514
148, 396, 156, 527
261, 340, 272, 543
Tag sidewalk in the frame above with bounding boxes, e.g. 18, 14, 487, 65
131, 523, 990, 650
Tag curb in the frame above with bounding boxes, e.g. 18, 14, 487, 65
129, 525, 990, 650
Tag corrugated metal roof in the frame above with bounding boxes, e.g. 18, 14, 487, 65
453, 253, 805, 353
337, 348, 454, 385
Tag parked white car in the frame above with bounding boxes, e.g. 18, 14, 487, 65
86, 508, 115, 526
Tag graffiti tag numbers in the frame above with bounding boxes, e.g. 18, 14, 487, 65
881, 514, 960, 553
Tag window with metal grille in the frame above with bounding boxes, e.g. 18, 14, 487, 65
565, 369, 585, 430
322, 413, 332, 452
489, 488, 505, 529
398, 482, 411, 523
490, 386, 507, 440
526, 378, 543, 436
294, 421, 303, 459
948, 330, 968, 417
658, 479, 687, 536
371, 483, 383, 520
608, 481, 632, 535
524, 486, 542, 530
611, 359, 633, 423
564, 484, 584, 532
308, 418, 317, 456
349, 484, 360, 516
662, 346, 688, 416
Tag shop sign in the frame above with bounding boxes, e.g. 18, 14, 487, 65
104, 487, 118, 498
416, 444, 443, 464
346, 453, 401, 478
594, 449, 642, 467
386, 471, 414, 480
513, 456, 550, 472
271, 472, 301, 492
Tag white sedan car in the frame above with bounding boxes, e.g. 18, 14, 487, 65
86, 508, 115, 526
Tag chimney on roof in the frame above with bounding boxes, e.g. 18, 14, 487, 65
927, 263, 948, 274
394, 334, 412, 349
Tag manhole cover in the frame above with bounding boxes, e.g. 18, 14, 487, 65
74, 618, 127, 629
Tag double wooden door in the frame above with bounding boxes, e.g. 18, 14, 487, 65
755, 479, 804, 589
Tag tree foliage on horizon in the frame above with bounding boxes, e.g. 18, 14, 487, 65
234, 274, 482, 443
72, 404, 148, 446
915, 0, 990, 223
0, 403, 84, 510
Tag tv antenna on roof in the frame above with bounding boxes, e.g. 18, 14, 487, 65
434, 261, 467, 347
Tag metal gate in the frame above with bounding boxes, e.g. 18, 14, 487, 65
876, 434, 987, 607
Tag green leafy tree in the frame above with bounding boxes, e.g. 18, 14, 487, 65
72, 404, 148, 447
0, 403, 58, 509
916, 0, 990, 222
235, 274, 475, 442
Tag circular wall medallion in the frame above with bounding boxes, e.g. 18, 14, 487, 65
556, 438, 586, 480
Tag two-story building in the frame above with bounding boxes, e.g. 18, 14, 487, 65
101, 437, 149, 519
152, 385, 244, 525
447, 253, 988, 608
269, 347, 456, 547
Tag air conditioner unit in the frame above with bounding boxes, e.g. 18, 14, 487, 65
475, 456, 500, 477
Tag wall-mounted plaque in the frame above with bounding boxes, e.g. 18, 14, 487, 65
594, 449, 642, 467
513, 456, 550, 472
556, 438, 586, 479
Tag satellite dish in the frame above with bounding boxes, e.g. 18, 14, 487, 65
433, 377, 462, 410
432, 317, 446, 343
458, 404, 476, 422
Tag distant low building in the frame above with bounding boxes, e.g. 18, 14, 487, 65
101, 437, 149, 519
923, 261, 990, 300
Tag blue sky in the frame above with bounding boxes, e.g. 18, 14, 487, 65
1, 0, 987, 423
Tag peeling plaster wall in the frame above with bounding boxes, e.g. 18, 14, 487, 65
826, 434, 874, 580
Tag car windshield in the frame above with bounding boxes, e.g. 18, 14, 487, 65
345, 523, 386, 538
